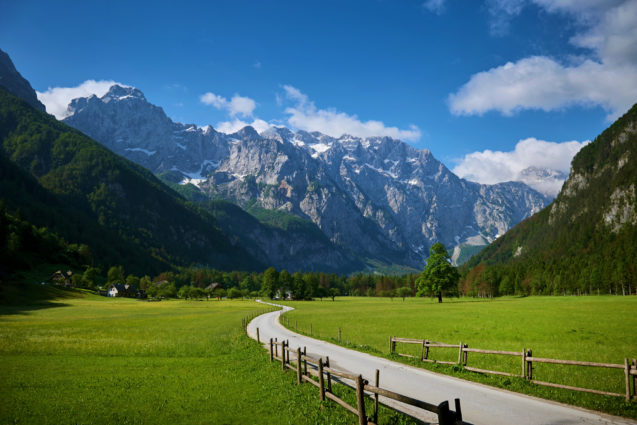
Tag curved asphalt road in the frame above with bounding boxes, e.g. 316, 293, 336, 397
247, 302, 636, 425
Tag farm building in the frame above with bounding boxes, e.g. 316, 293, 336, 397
50, 270, 73, 287
205, 282, 223, 292
107, 283, 145, 298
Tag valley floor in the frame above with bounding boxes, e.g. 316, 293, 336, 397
276, 296, 637, 420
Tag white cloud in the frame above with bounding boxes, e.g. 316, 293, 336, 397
485, 0, 525, 36
216, 118, 271, 134
37, 80, 123, 119
423, 0, 445, 14
281, 85, 422, 141
452, 137, 589, 197
449, 0, 637, 120
200, 92, 256, 117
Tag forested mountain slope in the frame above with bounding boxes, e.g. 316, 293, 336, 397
461, 104, 637, 296
0, 87, 261, 275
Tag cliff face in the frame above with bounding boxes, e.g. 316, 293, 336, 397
63, 85, 549, 270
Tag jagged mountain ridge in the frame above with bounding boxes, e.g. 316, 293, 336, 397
63, 84, 549, 268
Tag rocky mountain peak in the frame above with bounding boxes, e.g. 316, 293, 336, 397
102, 84, 146, 102
232, 125, 261, 140
62, 84, 550, 269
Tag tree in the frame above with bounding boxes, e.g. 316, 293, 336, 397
82, 267, 101, 289
279, 270, 292, 298
328, 288, 339, 301
228, 287, 242, 299
416, 243, 459, 303
139, 275, 152, 290
397, 286, 411, 301
291, 272, 306, 300
107, 265, 125, 284
262, 267, 279, 299
126, 274, 140, 288
214, 288, 227, 300
178, 285, 192, 299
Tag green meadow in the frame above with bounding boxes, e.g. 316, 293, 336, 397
0, 287, 379, 425
280, 296, 637, 418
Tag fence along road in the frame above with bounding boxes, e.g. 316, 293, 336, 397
247, 301, 637, 425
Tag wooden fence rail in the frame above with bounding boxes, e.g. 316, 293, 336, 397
390, 336, 637, 401
270, 337, 464, 425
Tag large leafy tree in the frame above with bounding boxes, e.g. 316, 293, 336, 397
416, 243, 459, 303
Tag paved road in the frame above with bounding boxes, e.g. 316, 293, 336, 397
247, 302, 636, 425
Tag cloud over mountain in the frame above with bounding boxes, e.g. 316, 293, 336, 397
452, 137, 588, 197
37, 80, 125, 119
281, 85, 422, 141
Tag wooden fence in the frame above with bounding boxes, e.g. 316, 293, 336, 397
268, 336, 464, 425
390, 336, 637, 401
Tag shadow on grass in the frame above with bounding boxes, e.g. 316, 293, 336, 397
0, 282, 80, 315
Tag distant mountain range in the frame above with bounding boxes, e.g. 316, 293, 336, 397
62, 85, 549, 269
462, 102, 637, 296
0, 51, 263, 276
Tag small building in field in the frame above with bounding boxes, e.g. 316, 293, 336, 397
205, 282, 223, 292
107, 283, 138, 298
50, 270, 73, 287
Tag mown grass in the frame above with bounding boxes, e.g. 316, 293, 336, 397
279, 296, 637, 419
0, 287, 414, 425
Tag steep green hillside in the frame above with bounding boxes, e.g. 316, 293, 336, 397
0, 87, 261, 275
461, 104, 637, 296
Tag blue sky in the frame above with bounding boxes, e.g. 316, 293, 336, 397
1, 0, 636, 187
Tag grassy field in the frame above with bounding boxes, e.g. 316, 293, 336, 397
0, 286, 417, 425
279, 296, 637, 418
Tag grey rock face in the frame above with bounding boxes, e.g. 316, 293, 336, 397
0, 49, 46, 112
63, 85, 549, 269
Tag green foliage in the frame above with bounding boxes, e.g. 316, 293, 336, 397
416, 243, 459, 302
461, 104, 637, 297
0, 294, 365, 425
107, 265, 125, 284
397, 286, 412, 300
262, 267, 278, 298
279, 296, 637, 419
0, 87, 260, 276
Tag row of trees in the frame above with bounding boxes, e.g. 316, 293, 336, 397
65, 243, 461, 302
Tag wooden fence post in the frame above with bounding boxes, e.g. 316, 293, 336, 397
256, 327, 260, 344
374, 369, 379, 425
437, 400, 450, 425
281, 341, 286, 372
303, 346, 307, 376
527, 349, 533, 380
626, 358, 631, 401
318, 358, 325, 401
454, 398, 463, 423
355, 375, 367, 425
325, 357, 332, 392
275, 338, 278, 357
420, 340, 425, 361
463, 344, 468, 366
457, 342, 463, 365
633, 359, 637, 397
269, 338, 273, 363
297, 347, 302, 385
522, 348, 527, 379
425, 339, 430, 360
